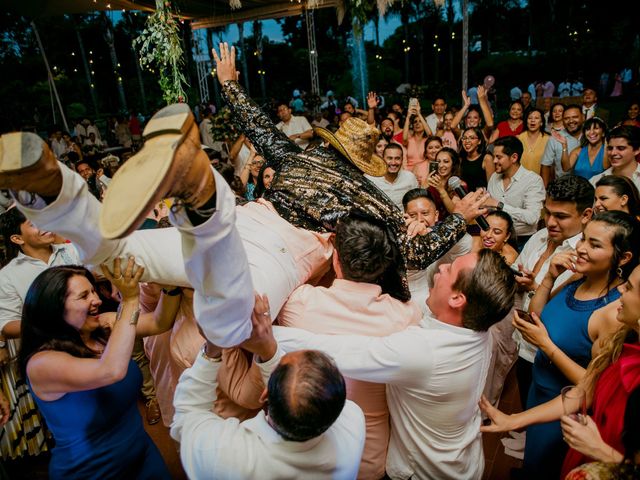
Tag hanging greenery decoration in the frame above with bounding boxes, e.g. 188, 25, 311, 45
134, 0, 188, 104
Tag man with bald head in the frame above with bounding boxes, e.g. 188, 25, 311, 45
171, 292, 365, 478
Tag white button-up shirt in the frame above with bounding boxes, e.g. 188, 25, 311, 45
589, 163, 640, 193
541, 131, 582, 179
0, 244, 80, 332
487, 166, 546, 236
365, 170, 419, 210
513, 228, 582, 362
275, 315, 492, 480
171, 347, 366, 479
276, 115, 313, 150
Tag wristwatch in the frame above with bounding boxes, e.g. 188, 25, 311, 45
497, 201, 504, 211
161, 287, 182, 296
201, 344, 223, 363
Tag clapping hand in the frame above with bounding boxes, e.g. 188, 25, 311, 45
551, 129, 568, 147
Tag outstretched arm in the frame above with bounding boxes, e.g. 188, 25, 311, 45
402, 189, 488, 270
213, 43, 299, 169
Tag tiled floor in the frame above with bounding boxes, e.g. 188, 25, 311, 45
5, 371, 524, 479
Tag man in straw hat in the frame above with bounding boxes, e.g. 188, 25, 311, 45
0, 43, 488, 347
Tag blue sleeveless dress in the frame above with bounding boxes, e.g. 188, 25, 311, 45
523, 279, 620, 478
573, 145, 605, 179
30, 359, 170, 479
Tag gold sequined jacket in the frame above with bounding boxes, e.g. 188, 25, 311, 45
222, 81, 466, 301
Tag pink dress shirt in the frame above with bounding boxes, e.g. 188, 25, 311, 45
278, 279, 421, 480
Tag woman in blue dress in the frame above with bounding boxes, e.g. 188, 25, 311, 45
513, 211, 640, 479
18, 257, 181, 479
564, 117, 610, 180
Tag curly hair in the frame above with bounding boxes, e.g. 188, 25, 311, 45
546, 175, 595, 214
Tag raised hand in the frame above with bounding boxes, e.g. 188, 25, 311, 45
551, 129, 568, 146
461, 90, 471, 108
211, 42, 239, 84
547, 250, 577, 280
452, 189, 490, 224
100, 256, 144, 302
367, 91, 378, 110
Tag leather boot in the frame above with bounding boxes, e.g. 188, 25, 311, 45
0, 132, 62, 198
99, 103, 215, 239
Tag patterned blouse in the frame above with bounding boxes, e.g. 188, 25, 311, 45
221, 81, 466, 301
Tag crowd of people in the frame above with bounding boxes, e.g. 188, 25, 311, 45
0, 42, 639, 480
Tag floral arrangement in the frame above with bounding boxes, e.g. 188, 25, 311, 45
134, 0, 188, 104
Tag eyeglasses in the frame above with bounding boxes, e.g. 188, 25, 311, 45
461, 136, 479, 141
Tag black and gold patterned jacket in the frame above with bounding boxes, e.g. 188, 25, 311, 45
222, 81, 466, 301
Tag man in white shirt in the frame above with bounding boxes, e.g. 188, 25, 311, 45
172, 299, 365, 479
365, 143, 418, 209
485, 136, 546, 248
274, 249, 517, 480
589, 125, 640, 192
276, 102, 313, 150
540, 105, 584, 186
425, 97, 447, 134
0, 207, 80, 354
198, 108, 215, 149
49, 129, 67, 159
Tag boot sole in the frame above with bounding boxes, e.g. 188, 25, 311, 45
0, 132, 45, 189
99, 104, 193, 239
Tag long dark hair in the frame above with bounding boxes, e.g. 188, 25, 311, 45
253, 163, 274, 199
486, 210, 518, 250
459, 127, 487, 160
19, 266, 109, 376
595, 175, 640, 219
589, 211, 640, 289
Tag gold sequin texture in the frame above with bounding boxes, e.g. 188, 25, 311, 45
222, 81, 467, 301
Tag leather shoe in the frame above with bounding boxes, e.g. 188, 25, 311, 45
145, 398, 161, 425
0, 132, 62, 197
99, 103, 215, 239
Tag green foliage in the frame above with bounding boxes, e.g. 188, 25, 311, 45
133, 0, 188, 104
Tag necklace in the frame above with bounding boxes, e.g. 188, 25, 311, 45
526, 133, 541, 153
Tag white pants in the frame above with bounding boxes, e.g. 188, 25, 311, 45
16, 164, 331, 347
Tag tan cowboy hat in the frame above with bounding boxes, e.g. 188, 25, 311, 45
314, 117, 387, 177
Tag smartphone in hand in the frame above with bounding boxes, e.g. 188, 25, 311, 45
515, 309, 535, 324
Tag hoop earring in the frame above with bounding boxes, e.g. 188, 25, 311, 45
617, 267, 623, 279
